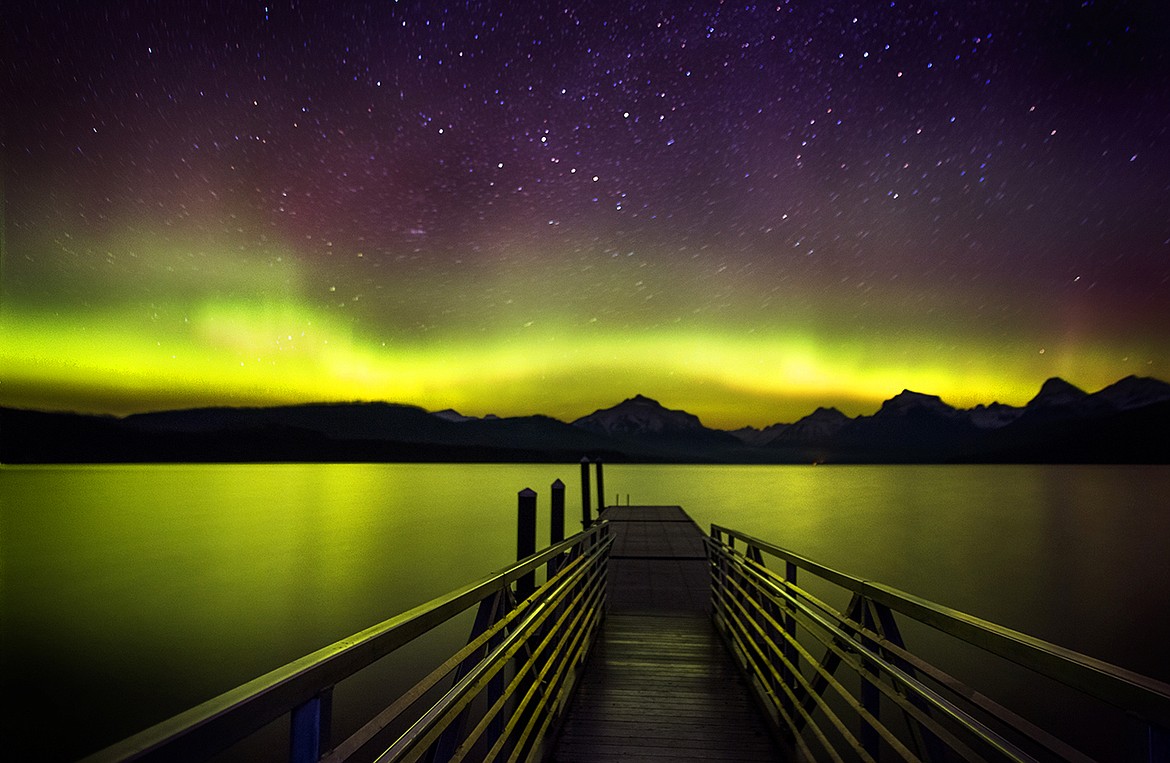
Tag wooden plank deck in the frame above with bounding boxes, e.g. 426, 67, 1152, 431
551, 506, 779, 762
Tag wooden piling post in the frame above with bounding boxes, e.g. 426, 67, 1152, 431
579, 457, 592, 530
549, 478, 566, 577
595, 458, 605, 513
517, 488, 537, 600
550, 479, 565, 544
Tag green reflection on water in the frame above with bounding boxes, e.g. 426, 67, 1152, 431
0, 463, 573, 760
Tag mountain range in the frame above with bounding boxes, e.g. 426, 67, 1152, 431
3, 375, 1169, 464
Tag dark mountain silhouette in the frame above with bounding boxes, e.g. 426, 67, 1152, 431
125, 402, 443, 440
571, 395, 744, 460
776, 407, 851, 442
966, 402, 1024, 429
826, 391, 981, 463
735, 406, 852, 463
1027, 377, 1090, 409
3, 375, 1168, 463
572, 394, 707, 436
728, 423, 787, 447
432, 408, 477, 423
964, 376, 1170, 463
1094, 375, 1170, 411
2, 403, 625, 464
730, 407, 850, 448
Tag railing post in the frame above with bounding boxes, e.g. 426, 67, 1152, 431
430, 591, 508, 762
784, 561, 798, 684
744, 545, 775, 701
579, 457, 592, 530
1127, 716, 1170, 762
708, 528, 727, 626
517, 488, 537, 601
594, 458, 605, 513
289, 688, 331, 763
1144, 721, 1170, 762
859, 597, 881, 758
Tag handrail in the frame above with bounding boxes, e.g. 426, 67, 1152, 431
373, 545, 609, 762
82, 521, 611, 763
862, 581, 1170, 728
711, 524, 1170, 728
709, 524, 1170, 760
712, 541, 1042, 760
318, 545, 604, 763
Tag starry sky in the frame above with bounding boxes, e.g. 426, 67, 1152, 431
2, 1, 1169, 428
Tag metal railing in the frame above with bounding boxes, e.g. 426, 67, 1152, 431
82, 521, 612, 763
708, 524, 1170, 762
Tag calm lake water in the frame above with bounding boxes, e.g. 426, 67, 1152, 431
2, 463, 1169, 760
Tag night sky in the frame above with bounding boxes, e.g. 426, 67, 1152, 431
3, 1, 1169, 428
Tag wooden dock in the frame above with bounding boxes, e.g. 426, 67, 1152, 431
552, 506, 778, 761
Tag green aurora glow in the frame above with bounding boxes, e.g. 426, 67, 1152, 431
2, 226, 1161, 428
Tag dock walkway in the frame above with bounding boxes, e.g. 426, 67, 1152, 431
552, 506, 778, 762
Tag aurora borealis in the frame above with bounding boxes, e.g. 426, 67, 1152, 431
3, 1, 1169, 428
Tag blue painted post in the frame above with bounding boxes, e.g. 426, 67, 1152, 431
290, 688, 332, 763
1132, 719, 1170, 762
1148, 723, 1170, 762
517, 488, 537, 600
579, 457, 592, 530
